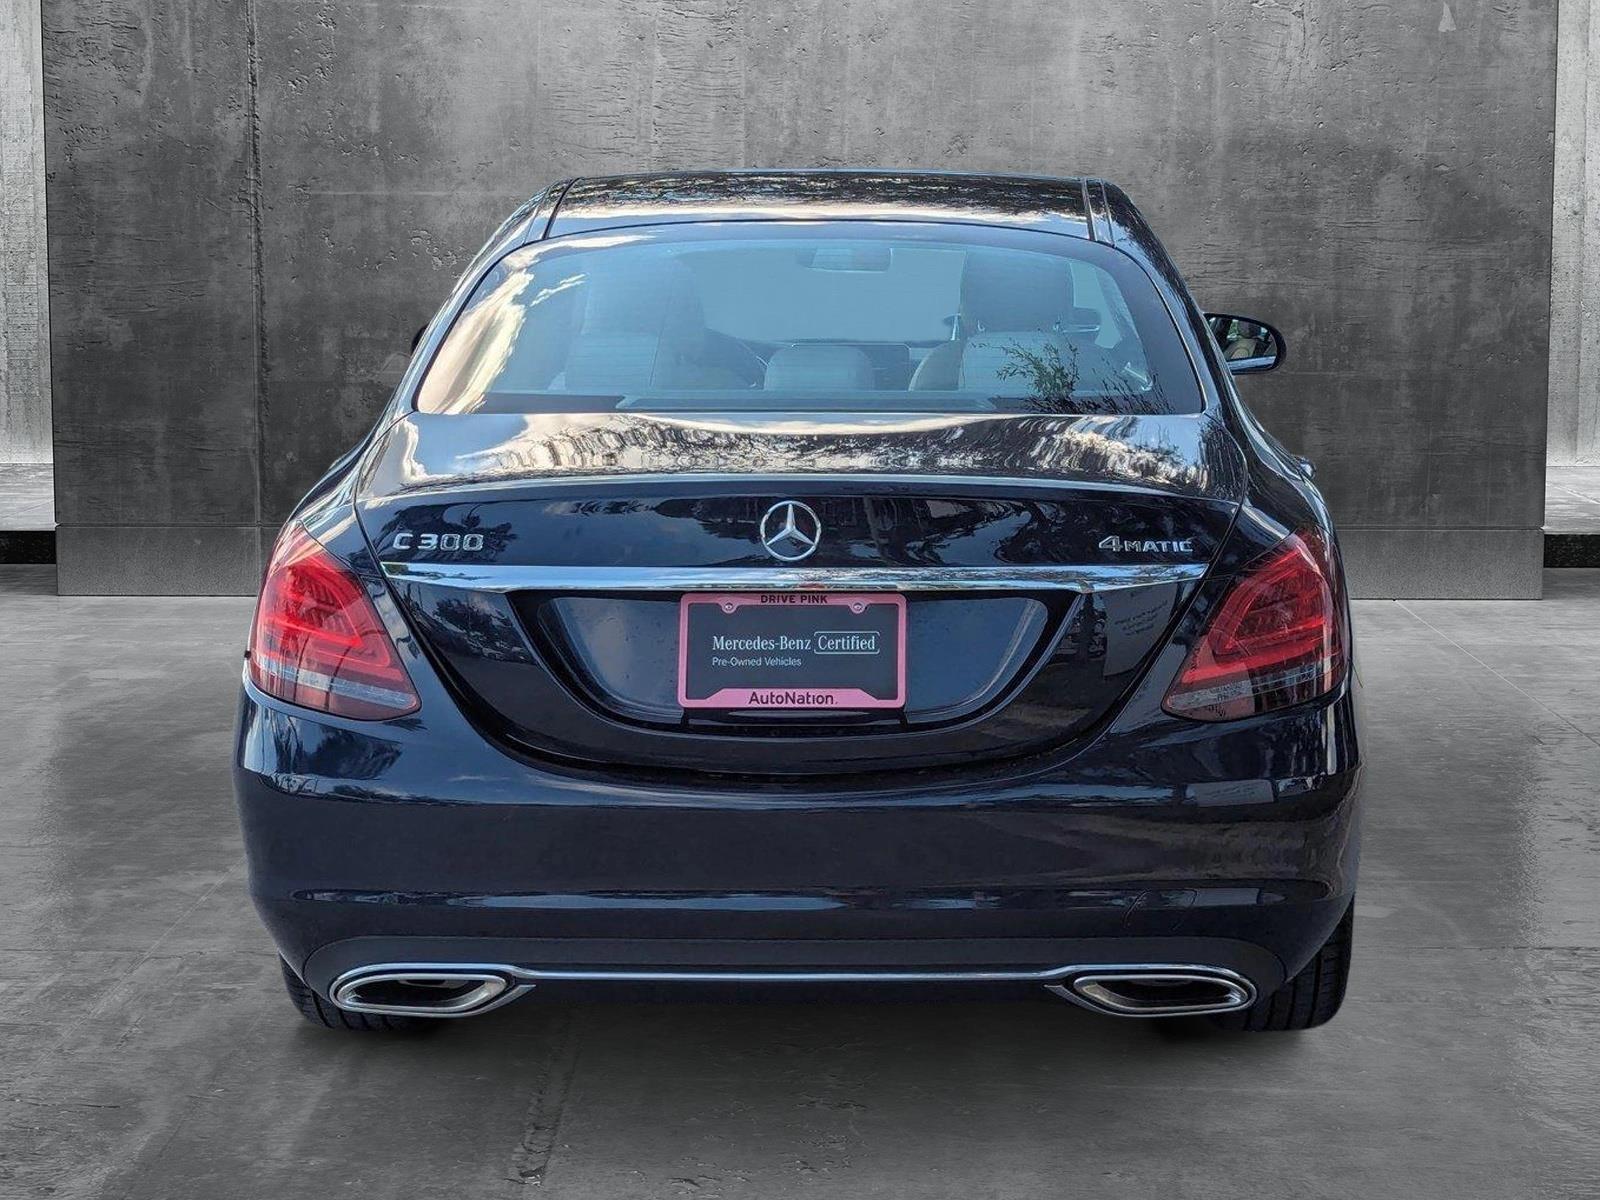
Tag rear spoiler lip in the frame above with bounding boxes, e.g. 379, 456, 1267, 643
355, 409, 1251, 507
357, 469, 1244, 506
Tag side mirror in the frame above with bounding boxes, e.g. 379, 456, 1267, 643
1206, 313, 1286, 375
410, 325, 427, 355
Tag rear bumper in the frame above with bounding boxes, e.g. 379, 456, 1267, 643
234, 676, 1361, 1005
300, 933, 1296, 1006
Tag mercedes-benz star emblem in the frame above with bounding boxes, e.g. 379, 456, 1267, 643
759, 500, 822, 562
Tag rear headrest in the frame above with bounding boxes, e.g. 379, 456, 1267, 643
561, 258, 706, 391
560, 334, 665, 391
1064, 306, 1102, 336
763, 344, 877, 391
959, 251, 1076, 333
580, 259, 705, 340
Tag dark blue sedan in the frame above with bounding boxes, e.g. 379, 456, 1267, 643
234, 171, 1360, 1033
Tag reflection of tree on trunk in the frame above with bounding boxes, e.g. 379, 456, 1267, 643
271, 722, 402, 782
434, 596, 526, 658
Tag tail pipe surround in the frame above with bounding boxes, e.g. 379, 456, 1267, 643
326, 962, 1256, 1019
330, 968, 527, 1018
1049, 967, 1256, 1017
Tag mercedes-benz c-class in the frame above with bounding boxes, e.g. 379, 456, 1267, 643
234, 171, 1360, 1033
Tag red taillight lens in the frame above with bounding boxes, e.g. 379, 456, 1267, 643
1162, 531, 1346, 722
248, 526, 420, 720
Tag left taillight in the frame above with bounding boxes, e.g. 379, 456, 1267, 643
1162, 529, 1346, 723
247, 525, 420, 720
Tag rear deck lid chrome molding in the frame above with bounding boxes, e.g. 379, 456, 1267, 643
379, 561, 1209, 594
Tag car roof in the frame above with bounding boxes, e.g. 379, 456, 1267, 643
540, 169, 1106, 240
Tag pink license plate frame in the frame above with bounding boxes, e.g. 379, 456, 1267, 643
676, 592, 908, 710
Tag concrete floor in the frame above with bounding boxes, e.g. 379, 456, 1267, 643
1, 564, 1597, 1199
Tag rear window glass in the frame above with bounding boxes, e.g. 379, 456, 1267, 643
415, 224, 1202, 416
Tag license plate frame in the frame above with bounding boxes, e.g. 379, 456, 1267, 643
677, 592, 907, 711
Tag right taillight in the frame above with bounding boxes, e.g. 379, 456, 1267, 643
1162, 530, 1346, 722
247, 524, 420, 721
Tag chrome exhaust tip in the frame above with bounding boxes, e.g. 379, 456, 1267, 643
1048, 967, 1256, 1017
330, 968, 525, 1018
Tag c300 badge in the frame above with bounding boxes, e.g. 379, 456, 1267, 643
392, 532, 485, 553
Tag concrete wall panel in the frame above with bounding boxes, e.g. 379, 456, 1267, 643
42, 0, 259, 584
1550, 0, 1600, 465
44, 0, 1558, 595
1, 0, 51, 463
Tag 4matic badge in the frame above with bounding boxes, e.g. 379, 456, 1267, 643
1098, 534, 1198, 555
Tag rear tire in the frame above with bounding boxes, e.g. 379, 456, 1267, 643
1211, 902, 1353, 1032
279, 957, 433, 1032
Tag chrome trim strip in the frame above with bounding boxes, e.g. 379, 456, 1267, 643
252, 655, 419, 710
1225, 355, 1279, 375
507, 964, 1084, 983
328, 961, 1256, 1019
379, 561, 1207, 594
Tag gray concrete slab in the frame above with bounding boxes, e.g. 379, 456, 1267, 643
0, 565, 1596, 1198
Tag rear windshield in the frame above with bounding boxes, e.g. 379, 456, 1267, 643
415, 223, 1202, 416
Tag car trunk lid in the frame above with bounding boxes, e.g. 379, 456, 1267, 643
355, 410, 1246, 777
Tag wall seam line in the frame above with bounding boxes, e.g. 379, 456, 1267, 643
245, 0, 266, 542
